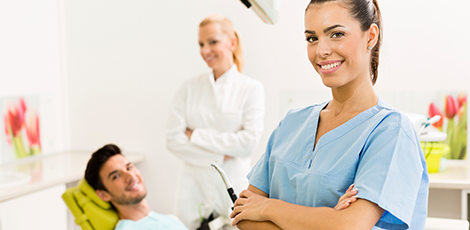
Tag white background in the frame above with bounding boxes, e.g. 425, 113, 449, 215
0, 1, 68, 228
62, 0, 469, 216
0, 0, 68, 162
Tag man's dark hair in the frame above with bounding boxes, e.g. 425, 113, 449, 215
84, 144, 122, 192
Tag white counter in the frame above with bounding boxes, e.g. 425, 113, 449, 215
0, 151, 145, 202
428, 160, 470, 221
429, 160, 470, 190
425, 217, 469, 230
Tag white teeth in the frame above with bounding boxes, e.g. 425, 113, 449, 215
321, 62, 342, 70
127, 181, 139, 190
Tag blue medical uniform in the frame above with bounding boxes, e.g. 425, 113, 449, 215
247, 99, 429, 229
115, 211, 189, 230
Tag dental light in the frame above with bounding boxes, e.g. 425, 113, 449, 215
239, 0, 281, 25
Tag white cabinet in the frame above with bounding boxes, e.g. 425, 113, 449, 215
429, 160, 470, 222
0, 184, 67, 230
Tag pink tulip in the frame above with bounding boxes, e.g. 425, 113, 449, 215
428, 102, 444, 129
445, 95, 459, 119
4, 100, 28, 158
458, 93, 467, 106
457, 105, 466, 120
24, 109, 41, 149
18, 97, 27, 114
17, 98, 27, 129
6, 102, 22, 136
4, 114, 12, 144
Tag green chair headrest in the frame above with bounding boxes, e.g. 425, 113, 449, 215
78, 179, 113, 210
62, 179, 119, 230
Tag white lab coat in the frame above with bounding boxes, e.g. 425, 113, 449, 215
166, 65, 265, 230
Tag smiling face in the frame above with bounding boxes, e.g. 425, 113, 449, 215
97, 154, 146, 206
305, 2, 374, 89
199, 22, 236, 76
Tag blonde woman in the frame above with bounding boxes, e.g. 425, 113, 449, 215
166, 14, 265, 230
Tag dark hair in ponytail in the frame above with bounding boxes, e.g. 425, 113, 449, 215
307, 0, 382, 85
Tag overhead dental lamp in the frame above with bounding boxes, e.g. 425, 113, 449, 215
240, 0, 281, 25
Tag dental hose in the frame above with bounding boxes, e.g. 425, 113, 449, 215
227, 187, 238, 204
211, 162, 238, 204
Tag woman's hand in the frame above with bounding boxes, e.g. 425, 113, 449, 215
230, 189, 271, 226
185, 129, 193, 140
334, 184, 358, 210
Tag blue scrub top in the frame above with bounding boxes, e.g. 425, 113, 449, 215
248, 99, 429, 229
115, 211, 189, 230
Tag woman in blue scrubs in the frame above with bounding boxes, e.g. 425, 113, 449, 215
229, 0, 429, 229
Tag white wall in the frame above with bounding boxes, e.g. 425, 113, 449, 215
0, 1, 68, 229
0, 0, 68, 162
65, 0, 470, 215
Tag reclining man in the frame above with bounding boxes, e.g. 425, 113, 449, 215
84, 144, 189, 230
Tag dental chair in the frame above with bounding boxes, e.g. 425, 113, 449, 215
62, 179, 119, 230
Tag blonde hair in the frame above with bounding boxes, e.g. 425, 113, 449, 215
199, 14, 244, 72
